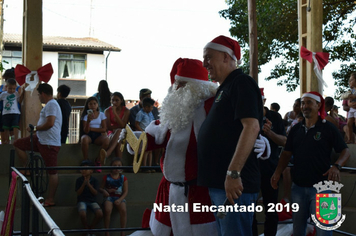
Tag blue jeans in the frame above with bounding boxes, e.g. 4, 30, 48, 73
291, 183, 332, 236
209, 188, 258, 236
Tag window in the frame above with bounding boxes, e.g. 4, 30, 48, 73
58, 53, 86, 79
58, 53, 87, 96
2, 50, 22, 70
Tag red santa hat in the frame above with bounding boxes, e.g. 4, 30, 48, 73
204, 35, 241, 61
170, 58, 209, 85
301, 91, 326, 122
260, 88, 265, 99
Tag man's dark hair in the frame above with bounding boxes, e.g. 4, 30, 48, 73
325, 96, 334, 109
6, 78, 17, 86
142, 97, 155, 108
37, 83, 53, 96
270, 102, 280, 112
139, 88, 152, 99
57, 84, 71, 98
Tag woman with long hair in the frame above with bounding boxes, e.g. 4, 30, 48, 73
102, 92, 130, 161
93, 80, 112, 112
80, 96, 110, 171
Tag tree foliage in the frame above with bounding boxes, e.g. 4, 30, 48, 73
219, 0, 356, 97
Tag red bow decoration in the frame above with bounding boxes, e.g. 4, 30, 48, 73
15, 63, 53, 86
300, 46, 329, 70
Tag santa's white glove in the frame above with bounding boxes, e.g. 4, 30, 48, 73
254, 134, 271, 160
145, 120, 168, 145
118, 128, 127, 143
126, 131, 145, 155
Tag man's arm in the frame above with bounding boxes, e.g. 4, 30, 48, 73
270, 150, 292, 189
225, 117, 260, 204
262, 118, 287, 147
323, 148, 350, 182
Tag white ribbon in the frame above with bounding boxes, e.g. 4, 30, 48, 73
312, 52, 328, 92
25, 71, 39, 95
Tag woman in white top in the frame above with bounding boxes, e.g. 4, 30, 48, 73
80, 97, 110, 171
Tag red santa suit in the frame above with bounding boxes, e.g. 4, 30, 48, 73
145, 58, 218, 236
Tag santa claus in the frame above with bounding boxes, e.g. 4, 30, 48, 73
129, 58, 269, 236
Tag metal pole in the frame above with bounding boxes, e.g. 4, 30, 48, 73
21, 183, 30, 236
105, 50, 111, 81
9, 149, 15, 186
32, 156, 39, 236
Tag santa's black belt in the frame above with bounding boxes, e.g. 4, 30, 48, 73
171, 179, 197, 197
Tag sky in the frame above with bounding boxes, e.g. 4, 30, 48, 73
2, 0, 346, 117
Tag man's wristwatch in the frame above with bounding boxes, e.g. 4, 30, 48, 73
34, 126, 37, 132
226, 170, 241, 179
332, 164, 342, 171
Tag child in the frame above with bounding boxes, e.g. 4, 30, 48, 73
345, 72, 356, 143
0, 78, 22, 144
75, 160, 103, 234
100, 158, 128, 236
80, 97, 110, 172
57, 84, 72, 144
135, 97, 155, 172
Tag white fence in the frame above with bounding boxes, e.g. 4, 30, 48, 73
68, 109, 81, 144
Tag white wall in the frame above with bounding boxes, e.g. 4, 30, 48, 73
40, 51, 106, 97
43, 51, 59, 90
86, 53, 106, 96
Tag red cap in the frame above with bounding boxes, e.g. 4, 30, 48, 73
301, 91, 326, 121
204, 35, 241, 61
170, 58, 208, 85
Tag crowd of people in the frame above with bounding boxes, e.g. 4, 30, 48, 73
0, 34, 353, 236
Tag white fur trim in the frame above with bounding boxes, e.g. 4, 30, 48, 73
162, 102, 207, 182
301, 93, 320, 102
175, 75, 211, 85
169, 184, 194, 235
149, 210, 171, 236
163, 124, 191, 182
204, 42, 237, 61
149, 186, 218, 236
145, 120, 169, 145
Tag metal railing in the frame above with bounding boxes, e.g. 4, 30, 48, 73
11, 167, 65, 236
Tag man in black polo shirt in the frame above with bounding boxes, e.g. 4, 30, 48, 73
271, 91, 350, 236
197, 35, 263, 236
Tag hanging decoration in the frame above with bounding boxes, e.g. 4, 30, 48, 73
15, 63, 53, 95
300, 46, 329, 91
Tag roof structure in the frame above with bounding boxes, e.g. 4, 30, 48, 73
3, 33, 121, 53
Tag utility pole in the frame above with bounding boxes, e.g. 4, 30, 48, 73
248, 0, 258, 83
298, 0, 323, 95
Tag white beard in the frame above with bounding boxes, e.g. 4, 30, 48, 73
159, 80, 218, 134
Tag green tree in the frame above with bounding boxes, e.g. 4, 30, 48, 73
219, 0, 356, 97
